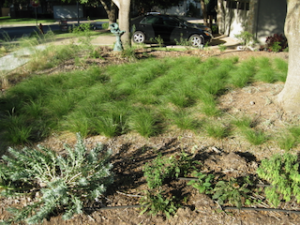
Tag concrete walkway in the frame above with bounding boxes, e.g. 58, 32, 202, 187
0, 45, 47, 71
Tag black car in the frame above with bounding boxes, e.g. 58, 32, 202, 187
131, 14, 213, 47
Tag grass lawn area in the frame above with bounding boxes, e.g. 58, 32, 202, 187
0, 16, 56, 25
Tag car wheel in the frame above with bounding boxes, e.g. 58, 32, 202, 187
189, 34, 204, 47
133, 31, 145, 44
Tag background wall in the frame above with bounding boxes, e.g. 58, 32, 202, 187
53, 5, 83, 19
255, 0, 287, 43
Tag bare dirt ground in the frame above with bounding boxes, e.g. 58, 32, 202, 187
2, 46, 300, 225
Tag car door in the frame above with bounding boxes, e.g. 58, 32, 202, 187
138, 15, 165, 43
167, 17, 190, 43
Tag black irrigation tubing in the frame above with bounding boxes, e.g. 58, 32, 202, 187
223, 207, 300, 214
84, 205, 143, 211
83, 205, 300, 214
177, 177, 271, 187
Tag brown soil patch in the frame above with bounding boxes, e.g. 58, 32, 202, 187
1, 47, 299, 225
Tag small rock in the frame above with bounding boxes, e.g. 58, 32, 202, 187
212, 146, 222, 154
250, 101, 255, 105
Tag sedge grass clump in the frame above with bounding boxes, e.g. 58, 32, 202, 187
273, 58, 288, 82
232, 116, 254, 129
228, 58, 256, 88
163, 88, 194, 108
205, 122, 230, 139
199, 92, 221, 117
129, 107, 162, 137
0, 133, 114, 224
200, 70, 227, 95
0, 113, 32, 144
288, 126, 300, 141
254, 67, 276, 83
169, 109, 200, 131
276, 134, 296, 151
93, 103, 129, 137
241, 128, 268, 145
62, 112, 90, 137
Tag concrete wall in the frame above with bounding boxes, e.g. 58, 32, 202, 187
53, 5, 83, 19
255, 0, 287, 43
221, 0, 287, 44
221, 1, 251, 39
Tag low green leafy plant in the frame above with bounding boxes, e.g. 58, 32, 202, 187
212, 177, 253, 208
155, 35, 164, 47
270, 41, 282, 52
143, 152, 198, 189
0, 133, 114, 224
218, 44, 227, 52
265, 33, 288, 52
235, 31, 253, 46
175, 34, 191, 47
188, 171, 215, 194
140, 190, 179, 219
257, 153, 300, 207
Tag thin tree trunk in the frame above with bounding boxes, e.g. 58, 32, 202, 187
200, 0, 208, 26
277, 0, 300, 114
99, 0, 117, 24
217, 0, 225, 34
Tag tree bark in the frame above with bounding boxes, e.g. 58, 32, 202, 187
216, 0, 225, 34
99, 0, 117, 24
277, 0, 300, 114
112, 0, 131, 47
200, 0, 208, 26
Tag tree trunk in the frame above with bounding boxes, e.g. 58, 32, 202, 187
99, 0, 117, 24
108, 2, 117, 24
112, 0, 131, 47
277, 0, 300, 114
200, 0, 208, 26
216, 0, 225, 34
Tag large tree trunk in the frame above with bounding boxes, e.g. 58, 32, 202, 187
277, 0, 300, 114
112, 0, 131, 47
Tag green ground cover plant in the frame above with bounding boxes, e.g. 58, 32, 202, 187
141, 151, 198, 218
257, 153, 300, 207
143, 152, 197, 189
0, 133, 114, 224
140, 189, 180, 219
188, 172, 255, 209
